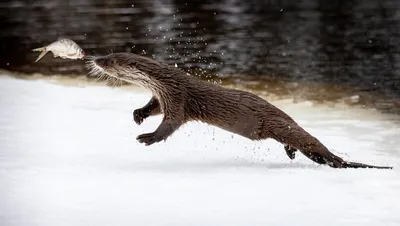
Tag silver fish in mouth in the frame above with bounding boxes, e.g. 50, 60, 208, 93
32, 38, 85, 62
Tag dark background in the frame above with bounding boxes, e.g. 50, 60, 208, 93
0, 0, 399, 113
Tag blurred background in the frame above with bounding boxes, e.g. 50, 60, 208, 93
0, 0, 399, 114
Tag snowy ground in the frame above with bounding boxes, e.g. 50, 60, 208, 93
0, 74, 399, 226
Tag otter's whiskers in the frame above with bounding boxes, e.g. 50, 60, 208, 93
85, 57, 108, 82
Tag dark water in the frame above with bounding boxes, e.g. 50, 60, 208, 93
0, 0, 399, 113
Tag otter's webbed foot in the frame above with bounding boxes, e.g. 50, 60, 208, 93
301, 150, 345, 168
133, 96, 161, 125
133, 108, 149, 125
137, 132, 161, 146
284, 145, 297, 160
136, 118, 182, 146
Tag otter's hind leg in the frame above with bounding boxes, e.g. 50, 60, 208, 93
133, 96, 161, 125
284, 145, 297, 160
294, 139, 346, 168
267, 120, 345, 167
282, 132, 346, 167
265, 120, 391, 169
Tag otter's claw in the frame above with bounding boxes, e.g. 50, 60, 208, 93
137, 132, 163, 146
133, 109, 146, 125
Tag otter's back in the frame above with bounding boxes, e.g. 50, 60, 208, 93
184, 81, 295, 140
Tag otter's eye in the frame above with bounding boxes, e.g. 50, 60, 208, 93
128, 62, 136, 68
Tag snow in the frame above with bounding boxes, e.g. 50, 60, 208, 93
0, 74, 399, 226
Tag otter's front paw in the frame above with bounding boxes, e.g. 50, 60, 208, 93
137, 132, 162, 146
133, 109, 146, 125
284, 145, 297, 160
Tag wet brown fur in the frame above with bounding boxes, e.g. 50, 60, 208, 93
90, 53, 392, 169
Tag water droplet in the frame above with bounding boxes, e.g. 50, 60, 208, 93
280, 8, 284, 12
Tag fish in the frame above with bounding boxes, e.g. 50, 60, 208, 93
32, 38, 85, 62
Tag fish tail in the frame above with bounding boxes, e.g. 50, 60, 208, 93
32, 47, 48, 63
32, 47, 46, 52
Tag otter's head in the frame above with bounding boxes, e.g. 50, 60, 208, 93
87, 53, 130, 77
86, 53, 149, 84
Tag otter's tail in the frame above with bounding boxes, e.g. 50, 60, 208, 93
272, 118, 393, 169
342, 161, 393, 169
290, 134, 393, 169
299, 147, 393, 169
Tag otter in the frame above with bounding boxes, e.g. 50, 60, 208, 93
87, 53, 392, 169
